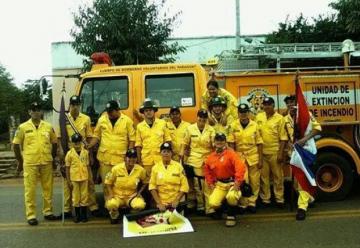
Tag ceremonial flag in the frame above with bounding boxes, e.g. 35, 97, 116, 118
290, 80, 317, 196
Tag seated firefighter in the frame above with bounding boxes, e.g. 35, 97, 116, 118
204, 133, 247, 227
104, 148, 147, 224
149, 142, 189, 212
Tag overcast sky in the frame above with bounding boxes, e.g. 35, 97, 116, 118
0, 0, 334, 86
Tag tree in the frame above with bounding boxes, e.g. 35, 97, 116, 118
330, 0, 360, 35
266, 0, 360, 43
0, 64, 22, 136
71, 0, 185, 66
21, 80, 52, 113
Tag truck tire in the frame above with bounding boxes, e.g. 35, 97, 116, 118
312, 153, 354, 201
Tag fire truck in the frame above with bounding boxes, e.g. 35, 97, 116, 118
49, 40, 360, 201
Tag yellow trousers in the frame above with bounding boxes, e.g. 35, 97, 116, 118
23, 163, 53, 220
295, 181, 314, 211
106, 196, 146, 219
71, 180, 88, 207
187, 167, 211, 213
99, 162, 120, 200
237, 168, 249, 209
208, 181, 241, 209
260, 153, 284, 203
143, 164, 154, 184
63, 168, 98, 211
247, 165, 261, 207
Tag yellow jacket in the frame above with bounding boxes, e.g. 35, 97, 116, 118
228, 119, 263, 166
209, 112, 234, 137
57, 113, 93, 148
201, 88, 238, 119
135, 118, 171, 166
94, 112, 135, 165
13, 119, 57, 166
65, 147, 89, 182
255, 112, 288, 155
149, 160, 189, 204
166, 120, 190, 158
183, 123, 215, 168
104, 163, 146, 198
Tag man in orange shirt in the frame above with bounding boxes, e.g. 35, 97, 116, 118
204, 133, 246, 227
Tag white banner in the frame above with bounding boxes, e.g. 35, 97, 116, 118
123, 210, 194, 238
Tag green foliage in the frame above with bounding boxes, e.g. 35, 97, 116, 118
330, 0, 360, 35
0, 64, 53, 136
71, 0, 185, 66
266, 0, 360, 43
0, 64, 22, 135
21, 80, 53, 114
0, 64, 22, 120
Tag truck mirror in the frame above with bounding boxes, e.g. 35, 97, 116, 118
41, 78, 48, 95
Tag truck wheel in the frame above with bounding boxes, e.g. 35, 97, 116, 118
313, 153, 354, 201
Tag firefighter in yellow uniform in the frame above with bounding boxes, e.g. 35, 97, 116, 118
201, 80, 238, 119
88, 100, 135, 199
208, 96, 234, 136
228, 103, 263, 213
105, 148, 147, 224
13, 102, 60, 226
255, 97, 288, 207
149, 142, 189, 210
283, 96, 321, 220
135, 99, 171, 180
182, 109, 215, 214
65, 133, 90, 223
166, 106, 190, 162
58, 95, 99, 218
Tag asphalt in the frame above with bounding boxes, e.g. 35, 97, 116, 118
1, 178, 360, 248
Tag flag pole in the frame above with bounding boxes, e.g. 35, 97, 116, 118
290, 71, 300, 212
59, 80, 68, 225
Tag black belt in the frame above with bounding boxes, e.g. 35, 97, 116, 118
218, 178, 234, 183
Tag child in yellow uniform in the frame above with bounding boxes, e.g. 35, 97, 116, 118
65, 134, 89, 223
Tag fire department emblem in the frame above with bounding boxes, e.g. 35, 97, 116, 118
246, 88, 269, 115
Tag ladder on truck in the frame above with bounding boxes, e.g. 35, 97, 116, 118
217, 41, 360, 73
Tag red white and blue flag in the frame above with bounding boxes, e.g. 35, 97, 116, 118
290, 81, 317, 196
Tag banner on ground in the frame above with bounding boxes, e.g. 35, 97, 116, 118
123, 210, 194, 238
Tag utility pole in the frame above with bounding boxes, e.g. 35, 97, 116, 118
235, 0, 241, 49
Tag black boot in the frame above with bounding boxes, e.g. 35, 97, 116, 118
296, 208, 306, 221
74, 207, 81, 223
81, 207, 88, 223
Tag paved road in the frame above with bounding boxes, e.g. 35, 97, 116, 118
1, 178, 360, 248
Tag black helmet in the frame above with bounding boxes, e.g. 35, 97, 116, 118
262, 97, 275, 105
284, 95, 296, 103
169, 106, 180, 114
197, 109, 208, 118
71, 133, 82, 143
160, 142, 172, 152
238, 103, 250, 113
215, 132, 226, 141
69, 95, 81, 105
126, 148, 137, 158
241, 182, 253, 197
29, 102, 41, 111
105, 100, 120, 112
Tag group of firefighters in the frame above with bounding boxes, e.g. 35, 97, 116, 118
13, 79, 322, 227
